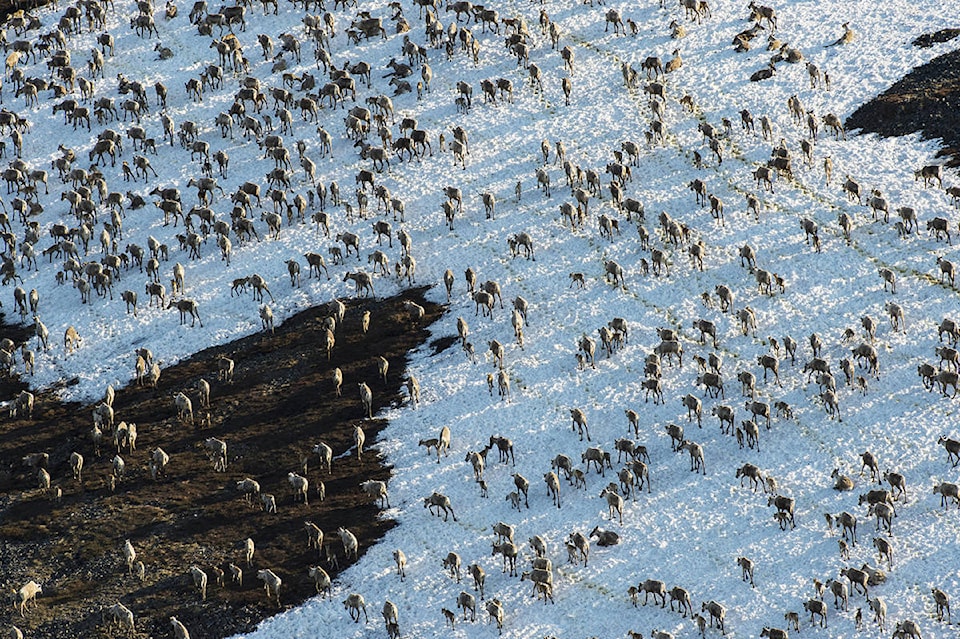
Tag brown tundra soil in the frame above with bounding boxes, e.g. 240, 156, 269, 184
847, 30, 960, 167
0, 289, 442, 639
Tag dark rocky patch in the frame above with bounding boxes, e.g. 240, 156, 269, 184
0, 289, 443, 639
847, 43, 960, 167
913, 29, 960, 48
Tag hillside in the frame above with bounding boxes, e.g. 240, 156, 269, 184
1, 291, 440, 638
1, 0, 960, 637
848, 33, 960, 167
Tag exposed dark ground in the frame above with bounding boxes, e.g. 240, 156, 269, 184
0, 289, 443, 638
847, 30, 960, 167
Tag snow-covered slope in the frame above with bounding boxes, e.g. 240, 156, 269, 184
7, 0, 960, 635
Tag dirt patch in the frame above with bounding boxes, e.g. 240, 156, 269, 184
846, 37, 960, 167
0, 289, 443, 638
913, 29, 960, 48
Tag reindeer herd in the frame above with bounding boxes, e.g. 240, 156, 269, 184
1, 0, 959, 634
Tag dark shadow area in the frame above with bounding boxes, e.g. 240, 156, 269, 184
0, 289, 444, 638
847, 36, 960, 167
